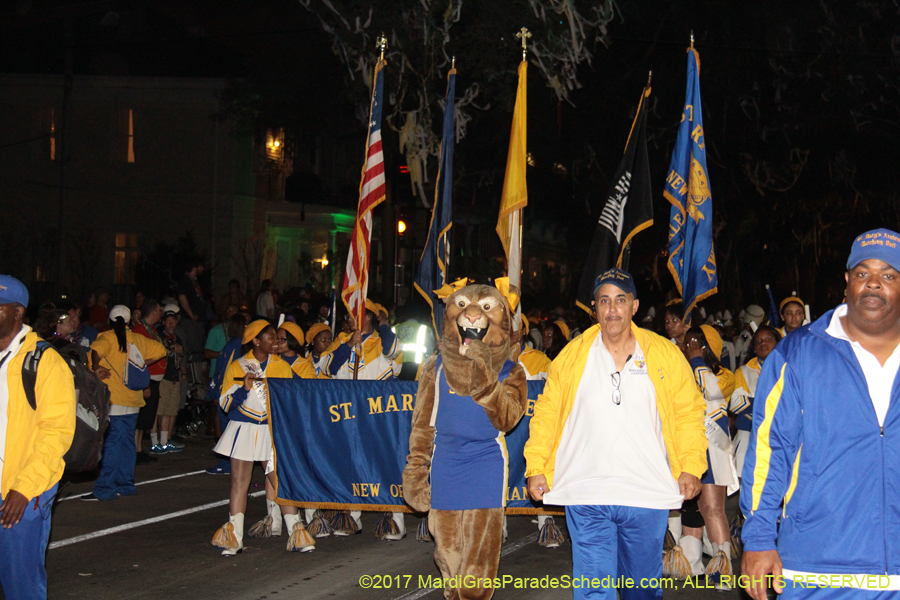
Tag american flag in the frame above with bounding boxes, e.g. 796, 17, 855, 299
342, 60, 387, 330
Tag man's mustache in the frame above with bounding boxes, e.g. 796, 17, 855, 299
860, 291, 887, 305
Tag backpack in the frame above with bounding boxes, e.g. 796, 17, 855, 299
123, 342, 150, 391
23, 341, 111, 473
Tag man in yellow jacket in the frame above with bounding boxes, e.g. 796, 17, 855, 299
524, 268, 706, 600
0, 275, 76, 599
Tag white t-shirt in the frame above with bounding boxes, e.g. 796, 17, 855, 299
256, 292, 274, 319
542, 335, 683, 509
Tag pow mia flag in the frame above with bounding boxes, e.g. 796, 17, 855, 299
576, 84, 654, 314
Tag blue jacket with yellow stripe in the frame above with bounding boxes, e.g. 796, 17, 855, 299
740, 308, 900, 574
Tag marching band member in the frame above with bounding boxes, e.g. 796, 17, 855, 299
211, 320, 314, 556
678, 325, 736, 590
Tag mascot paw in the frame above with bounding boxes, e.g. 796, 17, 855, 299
402, 467, 431, 513
464, 339, 492, 365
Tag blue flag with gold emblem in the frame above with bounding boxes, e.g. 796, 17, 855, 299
414, 67, 456, 335
665, 46, 717, 322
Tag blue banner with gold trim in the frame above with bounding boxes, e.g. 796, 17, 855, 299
267, 379, 553, 513
664, 47, 717, 322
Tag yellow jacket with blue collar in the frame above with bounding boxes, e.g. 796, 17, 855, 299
3, 328, 76, 500
219, 351, 294, 423
524, 322, 707, 488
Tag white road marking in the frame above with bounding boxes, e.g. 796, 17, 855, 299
59, 470, 207, 502
49, 491, 265, 549
390, 532, 536, 600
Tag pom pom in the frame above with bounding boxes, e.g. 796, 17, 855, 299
416, 517, 432, 543
537, 517, 564, 548
287, 521, 316, 552
329, 510, 361, 535
248, 515, 273, 539
662, 546, 693, 580
373, 512, 401, 539
705, 546, 733, 578
663, 527, 676, 553
306, 510, 333, 538
211, 522, 238, 550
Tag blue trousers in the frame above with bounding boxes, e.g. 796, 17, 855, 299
566, 505, 669, 600
94, 413, 138, 500
0, 484, 57, 600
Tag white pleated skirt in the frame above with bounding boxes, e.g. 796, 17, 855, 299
214, 421, 273, 463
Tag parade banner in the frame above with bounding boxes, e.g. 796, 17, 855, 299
665, 44, 718, 323
268, 379, 556, 514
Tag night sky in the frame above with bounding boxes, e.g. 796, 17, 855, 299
4, 0, 899, 315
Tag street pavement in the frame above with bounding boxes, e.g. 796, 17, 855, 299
48, 436, 748, 599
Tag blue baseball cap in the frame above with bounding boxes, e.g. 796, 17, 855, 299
0, 275, 28, 307
847, 229, 900, 272
593, 268, 637, 299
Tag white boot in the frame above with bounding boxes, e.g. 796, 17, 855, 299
383, 512, 406, 541
215, 513, 244, 556
668, 515, 682, 541
269, 500, 283, 537
679, 535, 705, 576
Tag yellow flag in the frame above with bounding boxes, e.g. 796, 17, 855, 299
496, 60, 528, 288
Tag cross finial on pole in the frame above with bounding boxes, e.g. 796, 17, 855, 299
377, 33, 388, 61
516, 27, 532, 61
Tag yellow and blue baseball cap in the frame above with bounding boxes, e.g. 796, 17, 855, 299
0, 275, 29, 307
847, 229, 900, 272
593, 268, 637, 298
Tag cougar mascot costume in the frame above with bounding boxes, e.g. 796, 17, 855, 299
403, 280, 529, 600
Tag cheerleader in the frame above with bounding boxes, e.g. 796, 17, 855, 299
678, 325, 736, 589
277, 322, 317, 379
729, 326, 781, 476
304, 323, 338, 378
211, 320, 314, 556
778, 296, 806, 337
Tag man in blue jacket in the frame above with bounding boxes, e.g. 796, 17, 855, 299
741, 228, 900, 599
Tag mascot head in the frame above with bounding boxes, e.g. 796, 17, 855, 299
443, 284, 512, 357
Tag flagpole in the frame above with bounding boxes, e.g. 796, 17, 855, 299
517, 27, 530, 286
352, 33, 388, 381
514, 27, 531, 293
